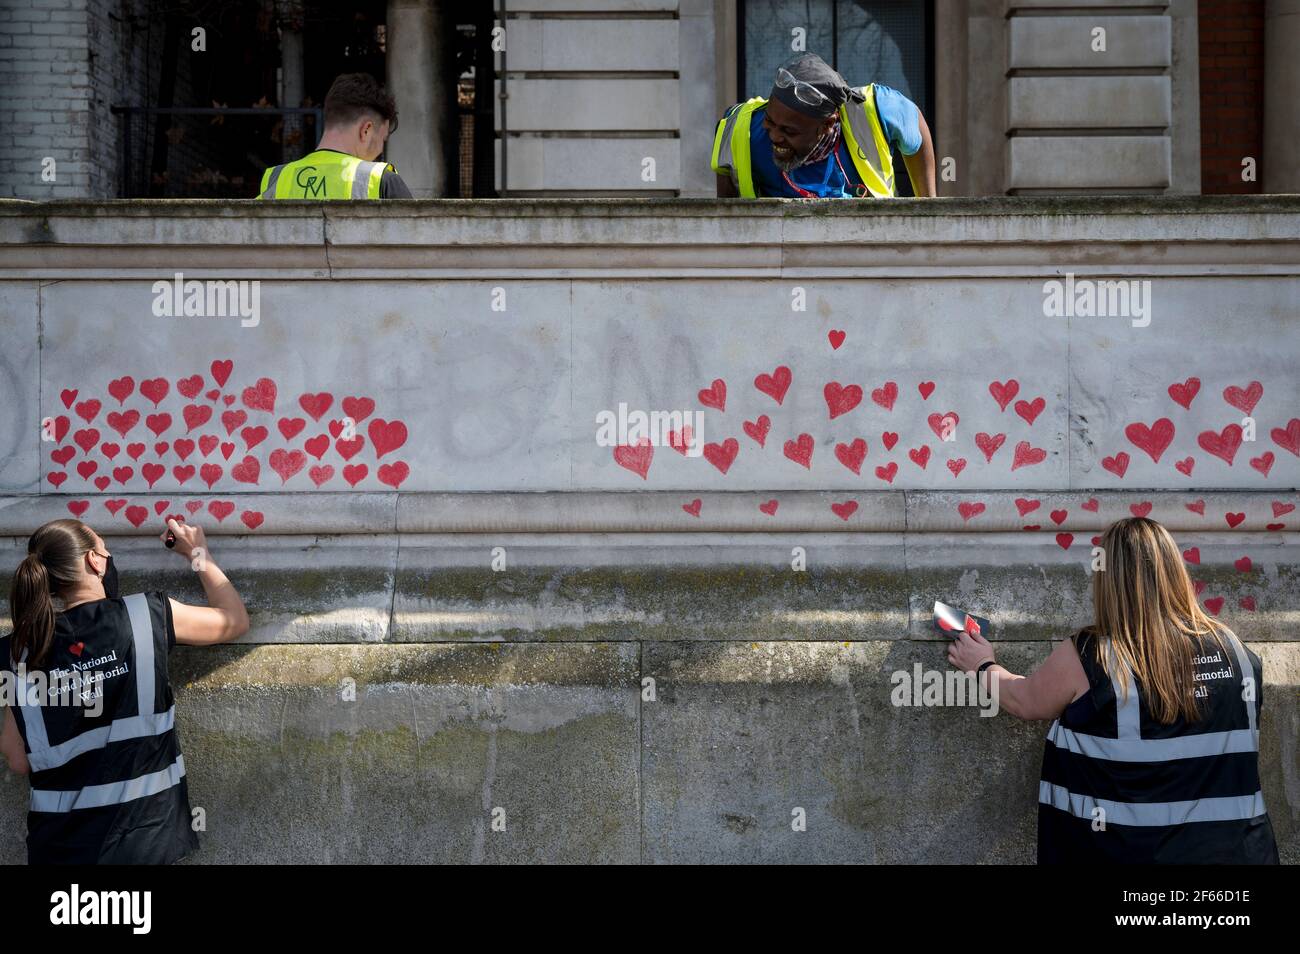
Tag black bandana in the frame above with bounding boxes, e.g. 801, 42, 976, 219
768, 53, 864, 119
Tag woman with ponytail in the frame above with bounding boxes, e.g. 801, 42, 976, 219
1, 517, 248, 864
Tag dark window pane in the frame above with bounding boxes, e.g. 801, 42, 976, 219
835, 0, 928, 108
742, 0, 834, 100
741, 0, 929, 109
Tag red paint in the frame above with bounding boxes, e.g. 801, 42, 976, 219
703, 438, 739, 475
868, 381, 897, 412
975, 432, 1005, 463
1167, 377, 1200, 409
835, 438, 867, 475
826, 382, 864, 419
1198, 424, 1243, 466
742, 417, 769, 448
1011, 441, 1046, 471
613, 439, 653, 479
1222, 380, 1262, 416
831, 500, 858, 521
368, 419, 408, 458
783, 433, 814, 469
298, 392, 334, 421
988, 379, 1018, 412
1125, 418, 1176, 463
754, 366, 792, 405
698, 379, 727, 411
1014, 397, 1045, 426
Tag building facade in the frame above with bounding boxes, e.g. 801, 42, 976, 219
1, 0, 1297, 199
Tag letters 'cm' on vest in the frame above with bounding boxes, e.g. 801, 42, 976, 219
258, 150, 390, 199
711, 84, 896, 198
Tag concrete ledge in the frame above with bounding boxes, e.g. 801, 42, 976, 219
3, 639, 1290, 864
3, 529, 1294, 644
1, 491, 1293, 535
2, 198, 1299, 279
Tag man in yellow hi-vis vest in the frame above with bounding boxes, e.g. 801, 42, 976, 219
712, 53, 936, 199
258, 73, 412, 200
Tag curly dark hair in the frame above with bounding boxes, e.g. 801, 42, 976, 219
323, 73, 399, 134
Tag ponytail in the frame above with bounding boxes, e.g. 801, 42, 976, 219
8, 519, 98, 668
10, 554, 56, 667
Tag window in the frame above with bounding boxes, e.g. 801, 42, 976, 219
739, 0, 934, 191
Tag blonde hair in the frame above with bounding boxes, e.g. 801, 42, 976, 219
1090, 516, 1228, 724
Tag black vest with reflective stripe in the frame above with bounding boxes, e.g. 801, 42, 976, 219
1038, 626, 1279, 864
4, 592, 199, 864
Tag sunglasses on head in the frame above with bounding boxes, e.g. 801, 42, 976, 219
774, 67, 831, 107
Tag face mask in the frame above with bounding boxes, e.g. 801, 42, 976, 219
101, 554, 119, 600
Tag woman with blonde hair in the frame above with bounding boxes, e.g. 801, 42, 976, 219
948, 516, 1279, 863
1, 518, 248, 864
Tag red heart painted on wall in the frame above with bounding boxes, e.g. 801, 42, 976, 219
298, 393, 334, 421
241, 377, 277, 413
742, 417, 769, 448
826, 382, 863, 419
1167, 377, 1200, 410
1125, 418, 1175, 463
614, 440, 653, 479
754, 366, 792, 405
869, 381, 897, 412
988, 379, 1019, 412
783, 433, 814, 469
831, 500, 858, 521
1198, 424, 1243, 466
697, 379, 726, 411
975, 433, 1005, 463
835, 439, 867, 475
1222, 380, 1262, 416
703, 439, 739, 475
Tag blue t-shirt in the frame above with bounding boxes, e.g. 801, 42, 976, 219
721, 84, 922, 198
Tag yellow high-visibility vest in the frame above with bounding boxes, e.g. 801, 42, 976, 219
711, 85, 896, 198
257, 149, 391, 199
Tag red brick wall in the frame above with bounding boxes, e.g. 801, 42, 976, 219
1198, 0, 1266, 194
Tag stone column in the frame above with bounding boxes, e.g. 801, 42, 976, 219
386, 0, 448, 197
1263, 0, 1300, 193
277, 1, 306, 160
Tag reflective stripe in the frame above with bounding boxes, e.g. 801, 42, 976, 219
839, 85, 894, 197
1046, 721, 1258, 763
125, 592, 155, 717
260, 164, 284, 199
1045, 627, 1262, 761
31, 755, 186, 813
1107, 640, 1141, 739
1223, 629, 1258, 737
1039, 781, 1266, 827
26, 707, 177, 773
711, 105, 745, 183
710, 99, 764, 198
352, 161, 377, 199
16, 594, 171, 773
14, 648, 49, 754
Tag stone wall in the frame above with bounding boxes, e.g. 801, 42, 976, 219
0, 196, 1295, 862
